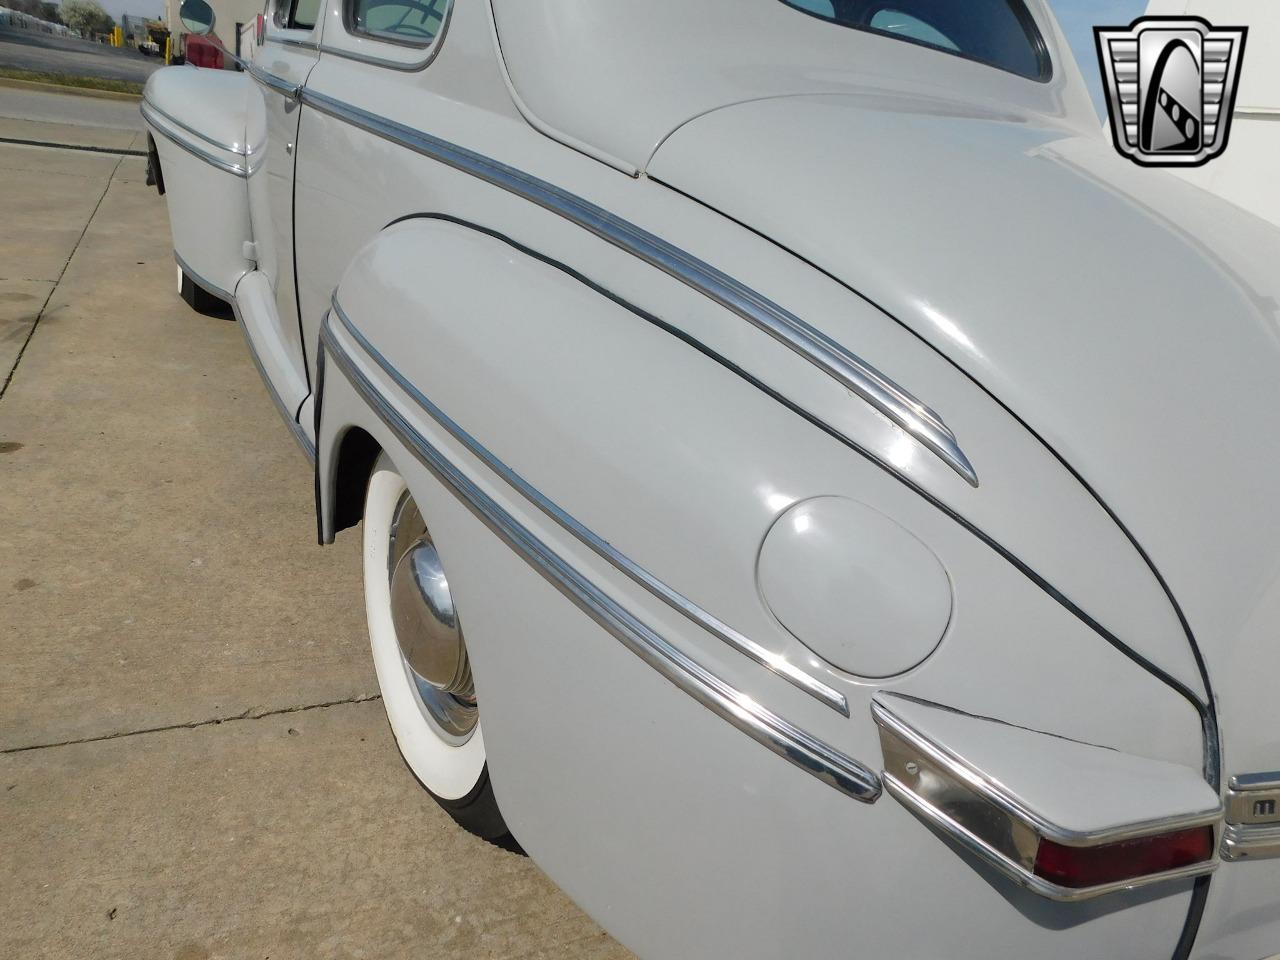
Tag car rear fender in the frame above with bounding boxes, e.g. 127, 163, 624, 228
141, 66, 256, 298
310, 215, 1220, 956
314, 215, 1207, 767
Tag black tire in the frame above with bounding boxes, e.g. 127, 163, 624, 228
179, 270, 232, 318
394, 736, 516, 845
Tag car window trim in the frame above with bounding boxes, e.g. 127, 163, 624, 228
777, 0, 1053, 83
318, 0, 451, 71
343, 0, 450, 51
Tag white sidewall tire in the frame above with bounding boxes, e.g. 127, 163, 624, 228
363, 454, 487, 801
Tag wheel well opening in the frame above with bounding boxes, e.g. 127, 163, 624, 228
331, 426, 382, 537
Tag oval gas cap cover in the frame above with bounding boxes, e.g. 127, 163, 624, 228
757, 497, 952, 678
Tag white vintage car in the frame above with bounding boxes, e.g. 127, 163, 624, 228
142, 1, 1280, 957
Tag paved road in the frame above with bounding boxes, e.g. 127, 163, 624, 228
0, 132, 632, 959
0, 85, 143, 130
0, 25, 161, 83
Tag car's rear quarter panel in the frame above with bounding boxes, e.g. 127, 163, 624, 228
297, 0, 1232, 954
315, 213, 1205, 956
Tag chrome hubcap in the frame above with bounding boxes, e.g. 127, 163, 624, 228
388, 491, 477, 740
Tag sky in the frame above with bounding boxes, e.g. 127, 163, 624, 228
95, 0, 162, 23
1045, 0, 1147, 117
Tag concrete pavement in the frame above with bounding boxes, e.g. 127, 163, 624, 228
0, 130, 631, 958
0, 85, 145, 131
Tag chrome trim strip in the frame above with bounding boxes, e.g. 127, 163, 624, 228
1235, 106, 1280, 119
1229, 770, 1280, 791
175, 253, 315, 463
247, 61, 301, 101
317, 41, 443, 71
175, 250, 235, 302
320, 313, 880, 802
141, 102, 248, 178
873, 698, 1219, 901
873, 698, 1222, 846
883, 775, 1216, 902
141, 97, 246, 154
300, 89, 977, 486
267, 33, 318, 49
329, 296, 849, 715
1224, 774, 1280, 842
1222, 822, 1280, 862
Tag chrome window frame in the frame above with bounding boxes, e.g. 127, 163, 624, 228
776, 0, 1053, 83
336, 0, 452, 57
262, 0, 322, 50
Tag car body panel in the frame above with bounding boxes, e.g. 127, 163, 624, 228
246, 20, 324, 426
141, 69, 254, 299
145, 0, 1280, 953
650, 91, 1280, 714
297, 62, 1214, 730
323, 214, 1206, 769
489, 0, 1098, 170
317, 233, 1201, 958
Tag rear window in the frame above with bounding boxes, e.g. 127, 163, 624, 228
779, 0, 1050, 81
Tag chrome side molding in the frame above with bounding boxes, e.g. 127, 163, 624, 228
247, 62, 301, 102
141, 97, 247, 155
872, 695, 1221, 902
141, 101, 250, 178
1222, 823, 1280, 862
329, 296, 848, 715
1222, 772, 1280, 861
320, 311, 881, 803
300, 89, 977, 487
268, 33, 319, 50
174, 250, 236, 303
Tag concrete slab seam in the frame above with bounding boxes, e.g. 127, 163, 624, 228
2, 693, 384, 754
0, 153, 122, 401
0, 135, 147, 157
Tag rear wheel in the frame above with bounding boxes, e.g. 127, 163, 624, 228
362, 454, 509, 840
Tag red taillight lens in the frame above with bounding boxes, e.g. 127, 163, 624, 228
1034, 826, 1214, 889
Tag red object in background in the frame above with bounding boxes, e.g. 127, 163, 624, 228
185, 33, 225, 69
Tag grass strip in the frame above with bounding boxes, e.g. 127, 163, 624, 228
0, 67, 144, 96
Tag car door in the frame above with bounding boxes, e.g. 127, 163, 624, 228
289, 0, 460, 384
243, 0, 323, 438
